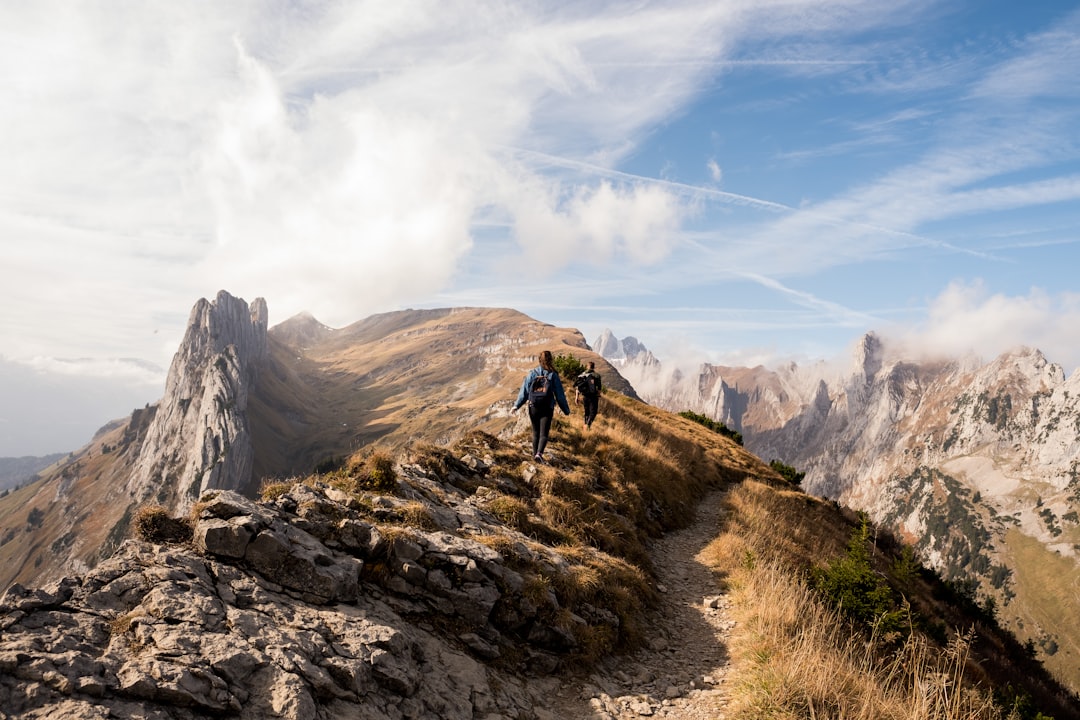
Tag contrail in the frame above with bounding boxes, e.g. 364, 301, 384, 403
507, 147, 797, 213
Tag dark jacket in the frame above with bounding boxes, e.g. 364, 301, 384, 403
576, 370, 602, 396
513, 366, 571, 415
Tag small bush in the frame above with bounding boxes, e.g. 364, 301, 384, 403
332, 448, 399, 494
678, 410, 743, 445
811, 518, 904, 637
133, 505, 193, 544
769, 459, 805, 487
553, 353, 587, 382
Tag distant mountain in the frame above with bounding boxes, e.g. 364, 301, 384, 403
3, 302, 1078, 719
0, 292, 633, 592
0, 454, 66, 492
596, 329, 1080, 693
592, 329, 659, 368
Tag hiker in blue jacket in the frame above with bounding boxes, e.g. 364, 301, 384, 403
513, 350, 570, 463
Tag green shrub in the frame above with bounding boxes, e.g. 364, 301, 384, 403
769, 459, 805, 486
811, 517, 904, 635
554, 353, 587, 381
678, 410, 743, 445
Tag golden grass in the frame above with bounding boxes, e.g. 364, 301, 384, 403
1003, 528, 1080, 691
324, 447, 399, 495
132, 505, 193, 544
700, 481, 1003, 720
399, 501, 438, 530
486, 495, 530, 529
259, 479, 296, 501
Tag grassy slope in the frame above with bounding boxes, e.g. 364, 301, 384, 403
701, 480, 1079, 719
272, 389, 1077, 718
1005, 529, 1080, 692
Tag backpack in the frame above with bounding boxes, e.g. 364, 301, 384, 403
575, 372, 598, 397
528, 370, 554, 409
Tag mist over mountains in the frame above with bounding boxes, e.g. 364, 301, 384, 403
0, 356, 163, 458
596, 329, 1080, 691
3, 290, 1080, 717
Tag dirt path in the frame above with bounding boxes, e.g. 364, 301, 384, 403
538, 490, 735, 719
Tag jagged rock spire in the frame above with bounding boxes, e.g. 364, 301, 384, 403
852, 331, 882, 384
127, 291, 268, 512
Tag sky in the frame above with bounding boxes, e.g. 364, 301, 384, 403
2, 0, 1080, 456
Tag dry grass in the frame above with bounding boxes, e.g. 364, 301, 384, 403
701, 481, 1004, 720
399, 501, 438, 530
131, 505, 193, 544
486, 494, 531, 529
259, 479, 296, 501
325, 447, 399, 495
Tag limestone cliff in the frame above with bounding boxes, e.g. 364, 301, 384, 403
0, 455, 631, 719
128, 291, 269, 512
597, 330, 1080, 689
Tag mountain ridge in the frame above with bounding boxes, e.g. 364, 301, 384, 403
0, 294, 632, 593
597, 328, 1080, 693
1, 294, 1078, 718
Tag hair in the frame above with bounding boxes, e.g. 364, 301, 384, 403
539, 350, 556, 372
587, 361, 595, 370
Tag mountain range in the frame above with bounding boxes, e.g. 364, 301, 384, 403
0, 292, 635, 592
1, 292, 1078, 717
597, 329, 1080, 692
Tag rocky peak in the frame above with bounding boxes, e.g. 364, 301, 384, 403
268, 310, 335, 349
593, 330, 659, 368
592, 328, 621, 358
127, 291, 269, 513
852, 331, 883, 384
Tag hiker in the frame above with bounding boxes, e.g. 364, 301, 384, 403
513, 350, 570, 462
574, 361, 603, 429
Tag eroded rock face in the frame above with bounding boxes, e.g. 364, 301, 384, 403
0, 473, 608, 719
128, 291, 269, 513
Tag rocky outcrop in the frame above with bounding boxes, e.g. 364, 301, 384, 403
592, 330, 659, 369
0, 456, 629, 719
599, 331, 1080, 687
128, 291, 269, 513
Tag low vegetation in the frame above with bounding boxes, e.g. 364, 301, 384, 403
132, 504, 193, 544
553, 352, 587, 381
678, 409, 744, 445
212, 388, 1078, 715
769, 458, 805, 487
702, 480, 1072, 719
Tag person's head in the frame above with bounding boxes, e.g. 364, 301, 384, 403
539, 350, 555, 372
587, 361, 595, 370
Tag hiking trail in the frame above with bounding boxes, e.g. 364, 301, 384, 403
537, 489, 734, 719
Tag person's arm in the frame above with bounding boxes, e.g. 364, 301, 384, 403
513, 370, 533, 410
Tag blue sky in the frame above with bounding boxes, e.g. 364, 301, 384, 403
2, 1, 1080, 456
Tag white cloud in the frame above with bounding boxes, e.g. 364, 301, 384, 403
888, 281, 1080, 372
707, 158, 723, 182
4, 0, 1078, 455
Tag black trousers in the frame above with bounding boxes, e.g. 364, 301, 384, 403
528, 405, 554, 456
582, 394, 599, 427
